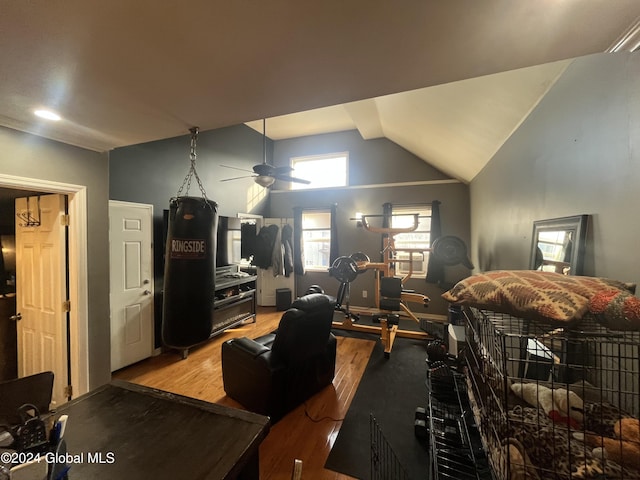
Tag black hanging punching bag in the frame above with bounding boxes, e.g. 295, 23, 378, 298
162, 196, 218, 349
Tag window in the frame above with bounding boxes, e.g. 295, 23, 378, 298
301, 210, 332, 271
290, 152, 348, 190
537, 230, 572, 273
391, 205, 432, 275
537, 231, 569, 262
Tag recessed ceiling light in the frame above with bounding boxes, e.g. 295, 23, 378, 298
34, 109, 61, 121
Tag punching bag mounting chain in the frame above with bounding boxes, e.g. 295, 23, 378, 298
176, 126, 212, 209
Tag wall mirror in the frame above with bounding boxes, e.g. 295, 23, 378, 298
530, 215, 589, 275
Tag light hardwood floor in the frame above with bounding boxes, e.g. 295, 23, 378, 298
113, 307, 376, 479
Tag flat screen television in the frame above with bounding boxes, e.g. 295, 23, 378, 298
162, 211, 243, 268
216, 216, 242, 267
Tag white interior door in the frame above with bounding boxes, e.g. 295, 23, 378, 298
15, 194, 68, 407
109, 201, 154, 372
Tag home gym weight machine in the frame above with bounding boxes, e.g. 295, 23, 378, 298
329, 213, 472, 358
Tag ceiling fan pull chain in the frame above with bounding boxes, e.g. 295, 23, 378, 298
176, 127, 212, 209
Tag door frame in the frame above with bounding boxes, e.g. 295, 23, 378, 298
0, 173, 89, 397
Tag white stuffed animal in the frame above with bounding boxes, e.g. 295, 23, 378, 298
552, 387, 584, 423
510, 383, 555, 414
511, 382, 584, 425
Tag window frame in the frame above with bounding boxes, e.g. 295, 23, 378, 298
290, 152, 349, 190
390, 204, 432, 276
300, 209, 332, 272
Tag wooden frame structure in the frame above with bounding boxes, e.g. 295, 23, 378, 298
332, 213, 440, 357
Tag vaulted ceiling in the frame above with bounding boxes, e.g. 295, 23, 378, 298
246, 59, 571, 182
2, 1, 640, 182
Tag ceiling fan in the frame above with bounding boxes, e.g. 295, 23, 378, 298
221, 119, 310, 188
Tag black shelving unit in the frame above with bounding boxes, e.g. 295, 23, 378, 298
212, 265, 257, 336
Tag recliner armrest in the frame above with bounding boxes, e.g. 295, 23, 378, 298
227, 337, 270, 358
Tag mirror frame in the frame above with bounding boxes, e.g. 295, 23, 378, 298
529, 214, 589, 275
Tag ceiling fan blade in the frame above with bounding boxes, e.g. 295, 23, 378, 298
274, 165, 294, 174
253, 163, 276, 176
220, 175, 255, 182
220, 164, 254, 174
275, 174, 311, 184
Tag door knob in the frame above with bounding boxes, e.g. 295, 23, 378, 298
143, 290, 151, 296
9, 313, 22, 322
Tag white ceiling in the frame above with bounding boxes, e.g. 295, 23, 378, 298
2, 1, 640, 182
246, 59, 571, 182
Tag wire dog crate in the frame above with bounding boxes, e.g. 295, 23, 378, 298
427, 369, 491, 480
464, 307, 640, 480
369, 414, 409, 480
370, 414, 410, 480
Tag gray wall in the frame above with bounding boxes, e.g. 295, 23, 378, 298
0, 126, 111, 390
272, 130, 452, 185
110, 128, 472, 317
271, 130, 471, 314
110, 124, 272, 346
109, 124, 271, 218
470, 52, 640, 288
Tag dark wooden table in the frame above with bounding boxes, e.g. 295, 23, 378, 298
53, 380, 270, 479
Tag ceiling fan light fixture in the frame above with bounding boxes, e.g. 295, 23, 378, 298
255, 175, 275, 188
220, 118, 309, 185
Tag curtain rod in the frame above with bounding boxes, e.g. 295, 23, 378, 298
293, 203, 337, 212
386, 200, 440, 208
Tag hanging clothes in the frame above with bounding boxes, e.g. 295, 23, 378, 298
271, 225, 284, 277
252, 224, 279, 269
281, 223, 294, 277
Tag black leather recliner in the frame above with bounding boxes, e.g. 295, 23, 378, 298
221, 293, 337, 422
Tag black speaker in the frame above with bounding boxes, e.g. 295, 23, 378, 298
276, 288, 292, 311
